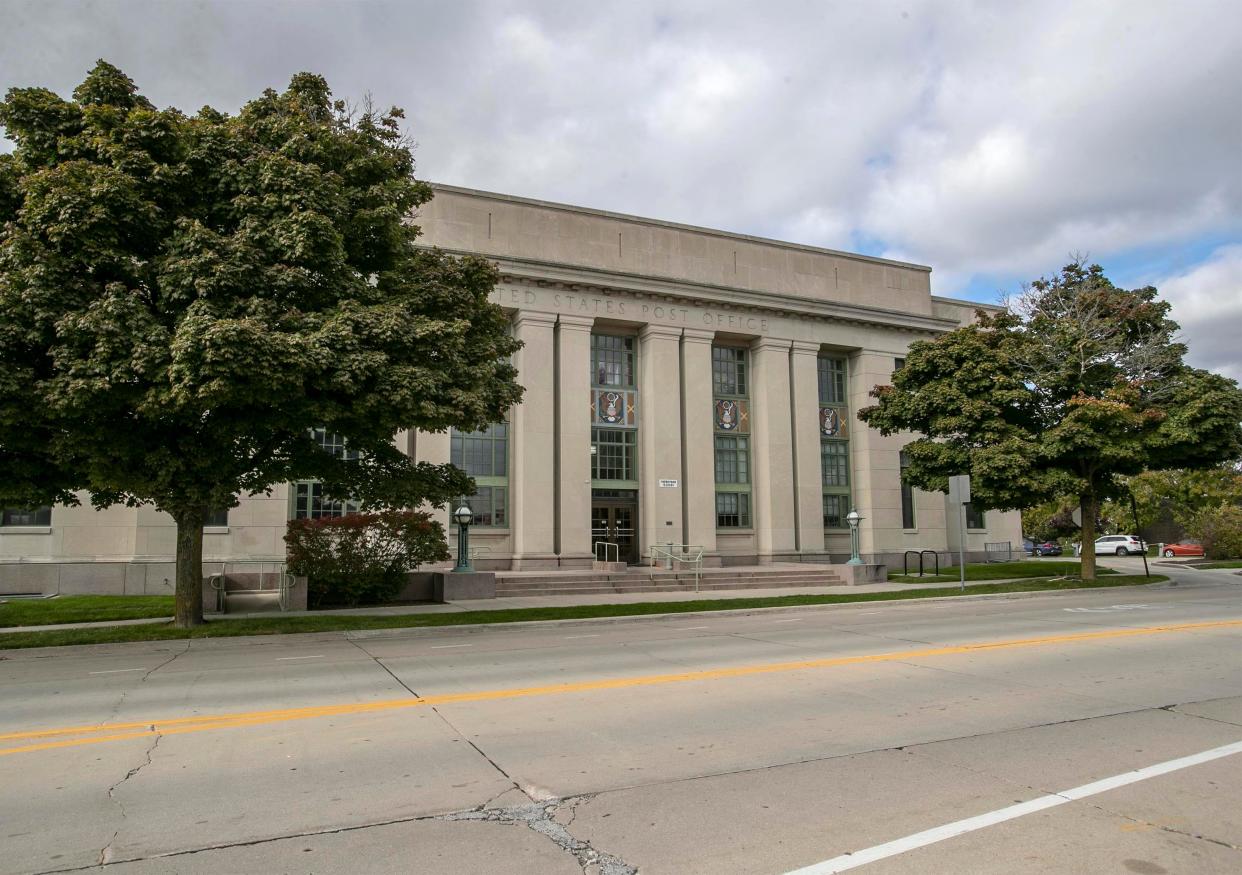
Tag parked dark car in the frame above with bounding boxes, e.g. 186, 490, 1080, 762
1024, 540, 1063, 557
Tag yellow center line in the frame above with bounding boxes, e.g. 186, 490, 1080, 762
2, 618, 1238, 758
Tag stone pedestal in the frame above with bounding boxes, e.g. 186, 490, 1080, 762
836, 563, 887, 586
433, 571, 497, 601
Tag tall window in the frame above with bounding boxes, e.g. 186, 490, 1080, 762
591, 334, 636, 388
205, 508, 229, 528
899, 451, 916, 529
713, 346, 752, 528
1, 507, 51, 526
293, 429, 363, 519
591, 428, 637, 482
712, 346, 747, 396
591, 333, 639, 489
714, 435, 749, 484
294, 483, 360, 519
451, 422, 509, 527
818, 356, 847, 405
819, 355, 850, 529
965, 503, 986, 530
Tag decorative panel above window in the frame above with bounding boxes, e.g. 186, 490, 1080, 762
591, 390, 638, 427
714, 398, 750, 433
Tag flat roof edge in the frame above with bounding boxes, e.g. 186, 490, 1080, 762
931, 294, 1006, 313
427, 182, 934, 274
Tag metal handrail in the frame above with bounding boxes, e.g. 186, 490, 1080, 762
208, 560, 293, 613
649, 543, 704, 592
593, 541, 620, 563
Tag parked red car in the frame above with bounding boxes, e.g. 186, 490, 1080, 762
1162, 541, 1205, 558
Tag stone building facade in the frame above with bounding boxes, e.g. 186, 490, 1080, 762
0, 185, 1021, 593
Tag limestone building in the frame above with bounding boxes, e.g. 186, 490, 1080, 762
0, 185, 1021, 593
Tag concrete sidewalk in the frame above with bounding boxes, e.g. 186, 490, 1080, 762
0, 571, 1153, 635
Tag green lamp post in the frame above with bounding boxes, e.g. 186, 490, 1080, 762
846, 508, 864, 566
452, 505, 474, 573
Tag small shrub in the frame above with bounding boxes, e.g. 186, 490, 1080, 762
1187, 504, 1242, 560
285, 510, 450, 608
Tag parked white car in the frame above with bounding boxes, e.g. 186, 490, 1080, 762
1093, 534, 1145, 556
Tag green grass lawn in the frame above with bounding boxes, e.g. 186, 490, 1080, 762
1194, 560, 1242, 570
0, 595, 174, 627
889, 560, 1117, 584
0, 574, 1164, 650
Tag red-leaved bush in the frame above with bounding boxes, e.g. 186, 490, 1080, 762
285, 510, 449, 608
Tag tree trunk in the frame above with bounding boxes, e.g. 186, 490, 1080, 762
1079, 491, 1098, 581
173, 510, 205, 628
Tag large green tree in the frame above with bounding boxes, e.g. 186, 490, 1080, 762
0, 62, 522, 626
858, 261, 1242, 580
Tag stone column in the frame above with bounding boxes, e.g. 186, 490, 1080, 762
790, 341, 826, 557
510, 313, 559, 569
848, 351, 900, 563
750, 338, 796, 563
556, 315, 594, 568
680, 329, 717, 560
639, 325, 685, 559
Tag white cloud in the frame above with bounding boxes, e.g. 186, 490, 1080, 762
2, 0, 1239, 317
1155, 245, 1242, 382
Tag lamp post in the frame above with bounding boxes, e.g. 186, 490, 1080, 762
846, 509, 863, 565
452, 505, 474, 573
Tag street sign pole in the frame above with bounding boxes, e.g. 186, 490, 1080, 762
949, 475, 971, 592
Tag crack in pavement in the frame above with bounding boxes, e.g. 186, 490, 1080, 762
345, 638, 539, 802
100, 642, 190, 726
37, 794, 637, 875
98, 733, 161, 866
438, 797, 638, 875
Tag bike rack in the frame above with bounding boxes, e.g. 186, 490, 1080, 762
902, 550, 940, 577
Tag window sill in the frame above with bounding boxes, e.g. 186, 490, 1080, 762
204, 526, 230, 534
967, 528, 987, 533
716, 528, 754, 533
903, 529, 919, 534
0, 526, 52, 535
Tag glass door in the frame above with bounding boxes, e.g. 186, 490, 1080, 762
591, 504, 639, 565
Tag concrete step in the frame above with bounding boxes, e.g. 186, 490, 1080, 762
496, 577, 845, 597
224, 591, 281, 613
496, 574, 843, 590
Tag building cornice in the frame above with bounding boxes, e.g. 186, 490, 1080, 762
427, 183, 933, 274
451, 250, 961, 335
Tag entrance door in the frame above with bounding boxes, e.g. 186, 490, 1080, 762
591, 503, 639, 564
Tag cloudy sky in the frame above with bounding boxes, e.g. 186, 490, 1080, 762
3, 0, 1240, 378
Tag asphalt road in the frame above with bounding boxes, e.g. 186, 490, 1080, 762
1, 561, 1239, 874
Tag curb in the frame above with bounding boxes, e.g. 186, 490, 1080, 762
0, 579, 1171, 654
340, 580, 1171, 640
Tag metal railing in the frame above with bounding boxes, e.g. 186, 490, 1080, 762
649, 543, 704, 592
593, 541, 620, 563
984, 542, 1013, 563
207, 560, 296, 613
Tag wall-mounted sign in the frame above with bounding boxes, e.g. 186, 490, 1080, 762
658, 479, 680, 488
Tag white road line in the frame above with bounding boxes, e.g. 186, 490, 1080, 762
88, 668, 145, 675
276, 655, 325, 661
678, 626, 711, 631
771, 619, 802, 623
565, 634, 601, 639
430, 644, 473, 649
784, 739, 1242, 874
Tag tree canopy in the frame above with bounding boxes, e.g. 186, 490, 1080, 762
858, 261, 1242, 579
0, 61, 522, 624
